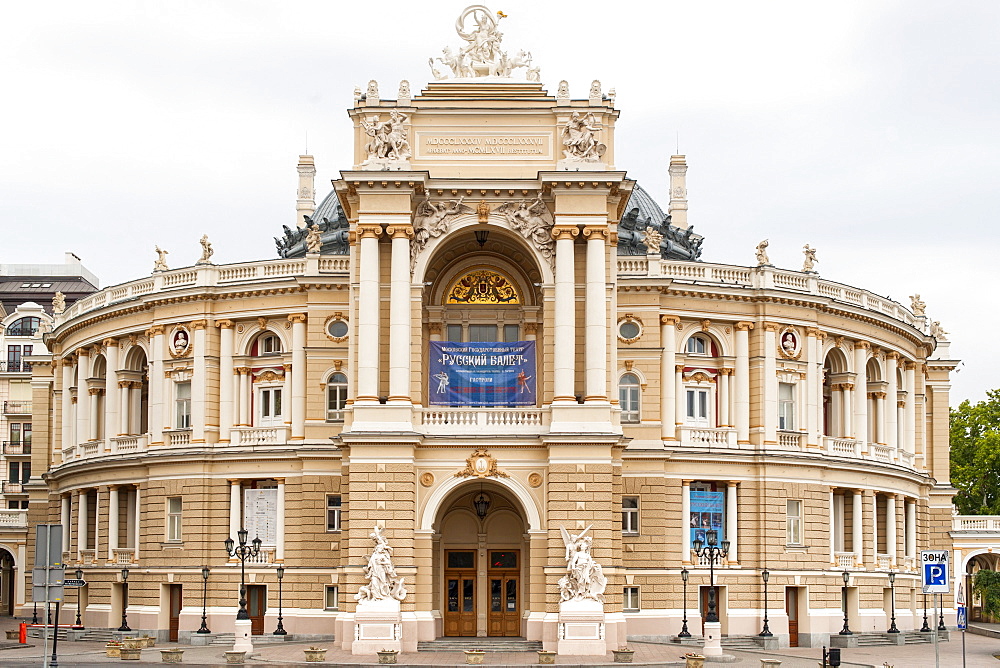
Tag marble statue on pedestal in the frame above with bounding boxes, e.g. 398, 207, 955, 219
355, 526, 407, 603
52, 291, 65, 315
802, 244, 818, 272
153, 246, 169, 272
429, 6, 537, 80
558, 525, 607, 602
196, 235, 214, 265
910, 294, 926, 317
755, 239, 770, 266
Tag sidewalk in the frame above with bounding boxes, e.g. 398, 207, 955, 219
1, 618, 996, 667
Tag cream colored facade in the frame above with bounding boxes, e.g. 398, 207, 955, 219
11, 70, 968, 650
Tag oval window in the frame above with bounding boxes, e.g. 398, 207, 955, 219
619, 321, 641, 340
328, 320, 348, 338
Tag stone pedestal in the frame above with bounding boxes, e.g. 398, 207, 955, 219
353, 599, 402, 655
701, 621, 722, 656
828, 633, 858, 648
557, 599, 606, 655
233, 618, 253, 654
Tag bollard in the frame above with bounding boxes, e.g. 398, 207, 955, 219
19, 622, 27, 644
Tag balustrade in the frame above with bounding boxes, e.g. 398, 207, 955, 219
417, 408, 547, 435
113, 548, 136, 565
835, 552, 858, 569
678, 426, 738, 448
952, 515, 1000, 532
230, 426, 290, 446
0, 509, 27, 527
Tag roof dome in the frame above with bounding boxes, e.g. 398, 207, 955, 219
618, 184, 703, 261
275, 190, 350, 258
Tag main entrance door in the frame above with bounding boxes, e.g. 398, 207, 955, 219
444, 550, 477, 636
168, 585, 182, 642
487, 550, 519, 636
785, 587, 799, 647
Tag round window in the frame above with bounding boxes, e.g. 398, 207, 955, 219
327, 320, 349, 338
618, 320, 641, 341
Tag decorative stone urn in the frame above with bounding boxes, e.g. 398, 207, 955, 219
612, 647, 634, 663
464, 649, 486, 664
537, 649, 557, 664
224, 650, 246, 664
105, 643, 122, 658
304, 647, 328, 662
160, 648, 184, 663
377, 649, 399, 664
683, 653, 706, 668
119, 646, 142, 660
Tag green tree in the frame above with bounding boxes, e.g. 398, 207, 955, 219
950, 390, 1000, 514
973, 569, 1000, 619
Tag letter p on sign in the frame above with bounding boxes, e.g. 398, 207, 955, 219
921, 550, 950, 593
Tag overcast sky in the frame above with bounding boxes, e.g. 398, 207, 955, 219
2, 1, 996, 406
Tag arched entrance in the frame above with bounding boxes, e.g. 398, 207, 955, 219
965, 551, 1000, 622
435, 482, 528, 637
0, 547, 16, 616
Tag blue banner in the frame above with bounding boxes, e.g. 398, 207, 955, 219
429, 341, 535, 406
690, 491, 725, 547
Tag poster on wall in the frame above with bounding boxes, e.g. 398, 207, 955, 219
244, 488, 277, 546
689, 490, 725, 546
429, 341, 536, 406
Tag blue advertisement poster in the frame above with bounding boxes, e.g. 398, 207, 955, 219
690, 491, 725, 546
429, 341, 536, 406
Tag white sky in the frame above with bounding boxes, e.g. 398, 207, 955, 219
2, 1, 996, 405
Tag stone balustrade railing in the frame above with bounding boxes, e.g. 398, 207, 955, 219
952, 516, 1000, 532
835, 552, 858, 569
0, 509, 28, 528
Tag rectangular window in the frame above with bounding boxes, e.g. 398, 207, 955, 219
685, 388, 709, 423
9, 423, 20, 444
778, 382, 795, 430
167, 496, 182, 541
786, 499, 803, 545
327, 380, 348, 422
175, 382, 191, 429
258, 388, 283, 424
622, 496, 639, 534
623, 586, 640, 612
327, 495, 342, 531
468, 324, 498, 342
8, 461, 30, 483
7, 345, 21, 372
325, 585, 339, 610
446, 324, 463, 342
503, 324, 520, 342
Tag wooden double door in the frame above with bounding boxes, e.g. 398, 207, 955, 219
444, 550, 520, 637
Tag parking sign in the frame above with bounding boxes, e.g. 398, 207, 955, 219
921, 549, 950, 594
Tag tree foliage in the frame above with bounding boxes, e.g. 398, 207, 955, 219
950, 390, 1000, 514
973, 568, 1000, 619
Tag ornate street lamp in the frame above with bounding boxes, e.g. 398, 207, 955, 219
118, 567, 131, 632
759, 568, 772, 637
74, 568, 84, 627
273, 565, 287, 635
920, 592, 931, 632
839, 571, 852, 635
473, 491, 491, 519
692, 529, 730, 623
224, 528, 261, 620
197, 567, 211, 634
678, 568, 691, 638
937, 596, 946, 631
886, 571, 899, 633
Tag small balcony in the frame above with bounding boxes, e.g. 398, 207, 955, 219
113, 547, 136, 565
2, 441, 31, 455
164, 429, 192, 447
2, 401, 31, 415
111, 434, 148, 454
0, 361, 30, 373
835, 552, 859, 569
952, 515, 1000, 532
876, 554, 893, 570
79, 549, 97, 565
0, 509, 28, 528
777, 431, 805, 451
824, 436, 861, 458
416, 408, 547, 436
678, 426, 738, 449
230, 426, 290, 446
1, 481, 25, 494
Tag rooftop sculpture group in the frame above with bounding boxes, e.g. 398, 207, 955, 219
429, 6, 538, 80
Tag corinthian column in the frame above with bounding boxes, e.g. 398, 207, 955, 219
583, 225, 608, 402
552, 225, 579, 402
147, 326, 165, 445
191, 320, 208, 443
660, 316, 679, 440
853, 341, 870, 446
104, 339, 119, 448
217, 320, 234, 442
735, 322, 753, 443
762, 323, 778, 445
76, 348, 90, 445
288, 314, 307, 439
356, 223, 383, 402
387, 225, 414, 403
886, 352, 899, 451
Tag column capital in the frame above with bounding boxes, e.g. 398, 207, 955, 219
236, 367, 251, 375
660, 315, 680, 326
287, 313, 307, 325
681, 479, 693, 485
675, 364, 685, 373
117, 380, 132, 389
88, 388, 103, 396
903, 360, 916, 370
582, 225, 609, 240
190, 319, 209, 330
274, 477, 286, 484
551, 225, 580, 240
886, 351, 900, 361
735, 321, 754, 331
283, 363, 293, 372
762, 321, 780, 332
427, 322, 442, 335
102, 337, 117, 348
524, 322, 538, 335
357, 223, 383, 239
216, 319, 235, 329
147, 325, 165, 338
386, 224, 414, 239
853, 340, 871, 350
76, 346, 90, 357
805, 327, 824, 338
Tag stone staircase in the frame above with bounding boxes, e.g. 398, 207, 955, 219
208, 633, 295, 646
418, 637, 543, 652
720, 635, 766, 650
27, 627, 117, 642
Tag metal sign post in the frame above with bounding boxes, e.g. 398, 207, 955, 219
33, 525, 63, 668
922, 550, 949, 668
957, 583, 967, 668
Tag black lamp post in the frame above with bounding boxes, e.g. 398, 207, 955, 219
920, 592, 931, 632
839, 571, 852, 635
74, 568, 84, 627
273, 565, 287, 635
759, 568, 772, 637
692, 528, 730, 623
118, 567, 131, 632
197, 567, 211, 634
937, 595, 946, 631
678, 568, 691, 638
887, 571, 899, 633
32, 600, 37, 625
224, 528, 261, 621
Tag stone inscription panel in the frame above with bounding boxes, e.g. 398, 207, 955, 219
416, 132, 553, 160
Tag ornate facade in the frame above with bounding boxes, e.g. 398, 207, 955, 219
10, 7, 968, 653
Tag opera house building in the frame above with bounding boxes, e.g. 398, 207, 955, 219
7, 6, 967, 654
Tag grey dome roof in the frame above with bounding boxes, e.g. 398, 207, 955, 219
274, 190, 350, 258
618, 184, 703, 261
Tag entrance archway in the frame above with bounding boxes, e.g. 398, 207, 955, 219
0, 547, 16, 616
435, 482, 528, 637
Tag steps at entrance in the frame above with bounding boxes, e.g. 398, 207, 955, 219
720, 636, 765, 650
208, 633, 294, 646
418, 637, 543, 652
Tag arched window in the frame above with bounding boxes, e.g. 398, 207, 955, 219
686, 335, 709, 355
254, 333, 282, 355
6, 317, 40, 337
327, 373, 348, 422
619, 373, 641, 424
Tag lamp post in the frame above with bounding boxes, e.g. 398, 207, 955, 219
118, 567, 131, 632
937, 596, 946, 631
759, 568, 772, 637
678, 568, 691, 638
839, 571, 851, 635
197, 567, 211, 634
920, 593, 931, 632
887, 572, 899, 633
692, 528, 730, 623
223, 528, 261, 621
74, 568, 84, 627
273, 565, 286, 635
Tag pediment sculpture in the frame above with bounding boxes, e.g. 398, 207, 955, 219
496, 196, 555, 267
558, 524, 607, 602
429, 5, 538, 80
355, 526, 407, 603
360, 110, 411, 169
411, 197, 474, 271
561, 112, 606, 162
